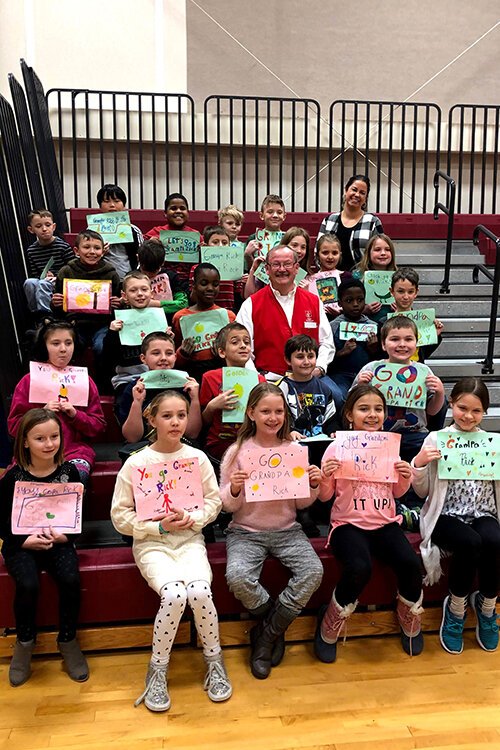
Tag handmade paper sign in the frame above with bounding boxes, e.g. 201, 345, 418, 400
221, 367, 260, 423
115, 308, 167, 346
363, 271, 395, 306
255, 229, 284, 256
316, 276, 338, 304
141, 369, 189, 390
131, 457, 204, 520
159, 230, 200, 263
12, 481, 83, 535
63, 278, 111, 314
387, 308, 438, 347
40, 256, 55, 280
240, 443, 310, 502
200, 244, 244, 281
29, 362, 89, 407
339, 321, 378, 341
150, 273, 173, 301
334, 430, 401, 482
86, 211, 133, 244
437, 431, 500, 480
371, 362, 428, 409
179, 309, 230, 352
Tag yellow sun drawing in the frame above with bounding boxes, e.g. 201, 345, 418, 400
232, 383, 244, 398
292, 466, 305, 478
269, 454, 281, 468
251, 484, 260, 492
75, 293, 91, 307
194, 323, 205, 333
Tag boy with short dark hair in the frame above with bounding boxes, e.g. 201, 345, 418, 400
200, 322, 265, 460
95, 184, 143, 279
386, 267, 444, 363
23, 209, 74, 313
353, 315, 445, 462
328, 278, 380, 412
51, 230, 121, 358
138, 238, 188, 320
117, 331, 201, 444
144, 193, 198, 285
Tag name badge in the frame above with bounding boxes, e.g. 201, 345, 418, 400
304, 321, 317, 329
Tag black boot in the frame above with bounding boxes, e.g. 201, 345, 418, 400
249, 600, 285, 668
250, 601, 297, 680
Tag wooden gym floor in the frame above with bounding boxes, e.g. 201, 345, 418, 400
1, 630, 500, 750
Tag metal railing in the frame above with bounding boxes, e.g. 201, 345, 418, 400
433, 170, 456, 294
472, 225, 500, 374
328, 100, 441, 214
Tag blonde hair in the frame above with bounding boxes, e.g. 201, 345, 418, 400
217, 204, 244, 224
356, 233, 397, 273
282, 227, 310, 271
235, 383, 292, 450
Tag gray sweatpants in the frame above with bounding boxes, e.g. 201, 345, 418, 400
225, 523, 323, 614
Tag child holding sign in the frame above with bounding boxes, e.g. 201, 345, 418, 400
144, 193, 199, 285
8, 319, 106, 484
197, 225, 244, 311
173, 263, 234, 381
244, 194, 286, 270
200, 323, 265, 462
303, 233, 344, 317
111, 391, 231, 712
412, 377, 500, 655
315, 385, 423, 662
117, 332, 201, 446
137, 239, 188, 319
354, 234, 397, 322
353, 316, 445, 463
95, 184, 143, 279
0, 409, 87, 686
220, 382, 323, 679
51, 230, 121, 359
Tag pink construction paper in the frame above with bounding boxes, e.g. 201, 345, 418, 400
11, 481, 83, 534
131, 457, 204, 521
63, 278, 111, 314
333, 431, 401, 482
29, 362, 89, 407
240, 443, 310, 502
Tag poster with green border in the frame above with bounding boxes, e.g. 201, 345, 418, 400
371, 361, 427, 409
255, 229, 284, 255
339, 321, 378, 341
221, 367, 260, 423
387, 308, 438, 347
86, 211, 133, 244
437, 430, 500, 480
159, 230, 200, 263
364, 270, 395, 306
200, 244, 244, 280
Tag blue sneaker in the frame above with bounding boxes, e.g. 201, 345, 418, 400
470, 591, 499, 652
440, 596, 465, 654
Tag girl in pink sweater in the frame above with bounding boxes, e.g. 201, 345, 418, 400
220, 382, 323, 680
8, 320, 105, 484
315, 384, 423, 662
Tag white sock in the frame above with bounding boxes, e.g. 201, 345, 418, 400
477, 593, 497, 618
449, 593, 467, 619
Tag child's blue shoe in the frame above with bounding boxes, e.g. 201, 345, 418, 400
440, 596, 465, 654
470, 591, 499, 652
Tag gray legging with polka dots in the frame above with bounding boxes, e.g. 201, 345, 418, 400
151, 579, 221, 666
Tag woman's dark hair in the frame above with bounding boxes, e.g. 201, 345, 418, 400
14, 408, 64, 469
449, 377, 489, 412
342, 384, 386, 429
31, 319, 77, 363
343, 174, 371, 210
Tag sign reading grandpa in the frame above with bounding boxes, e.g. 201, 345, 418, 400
371, 362, 428, 409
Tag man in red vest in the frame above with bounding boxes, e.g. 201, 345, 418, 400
236, 245, 335, 378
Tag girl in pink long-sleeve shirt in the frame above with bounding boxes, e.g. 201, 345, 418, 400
314, 384, 423, 663
8, 320, 105, 484
220, 382, 323, 680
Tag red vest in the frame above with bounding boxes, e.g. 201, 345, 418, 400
251, 285, 321, 374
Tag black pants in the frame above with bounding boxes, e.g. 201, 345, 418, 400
330, 522, 423, 606
431, 514, 500, 598
3, 541, 81, 642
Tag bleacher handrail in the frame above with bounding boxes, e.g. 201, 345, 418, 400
472, 225, 500, 375
433, 169, 456, 294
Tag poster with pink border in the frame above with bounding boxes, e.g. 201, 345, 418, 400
12, 481, 83, 534
63, 278, 111, 314
131, 457, 204, 521
334, 431, 401, 482
29, 362, 89, 407
240, 443, 310, 502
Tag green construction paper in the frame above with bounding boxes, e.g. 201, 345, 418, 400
86, 211, 133, 245
115, 307, 167, 346
179, 308, 230, 352
339, 321, 378, 341
316, 276, 338, 303
387, 308, 438, 347
200, 244, 244, 281
221, 367, 260, 423
40, 256, 55, 280
141, 369, 189, 390
437, 430, 500, 480
363, 271, 395, 305
371, 361, 428, 409
255, 229, 284, 255
159, 230, 201, 263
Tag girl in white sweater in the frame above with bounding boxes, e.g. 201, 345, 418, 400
412, 377, 500, 655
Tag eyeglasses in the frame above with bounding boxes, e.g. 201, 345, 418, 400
267, 261, 296, 270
